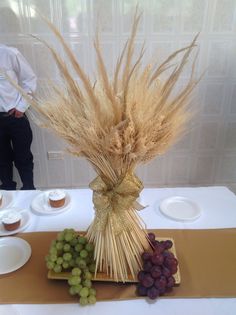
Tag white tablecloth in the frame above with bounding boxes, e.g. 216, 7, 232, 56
1, 186, 236, 315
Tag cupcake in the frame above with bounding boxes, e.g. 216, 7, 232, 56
2, 211, 22, 231
48, 190, 66, 208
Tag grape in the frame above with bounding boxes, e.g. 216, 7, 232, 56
137, 270, 146, 282
163, 240, 173, 249
151, 253, 164, 266
49, 246, 57, 254
56, 257, 63, 265
62, 261, 69, 269
89, 288, 96, 296
150, 265, 162, 278
68, 275, 81, 286
70, 238, 78, 246
152, 240, 160, 248
53, 264, 62, 273
80, 249, 88, 258
79, 287, 89, 298
72, 267, 82, 276
153, 243, 165, 254
46, 261, 55, 270
142, 252, 152, 261
162, 267, 171, 278
137, 284, 147, 296
83, 279, 92, 288
147, 233, 156, 242
69, 286, 77, 295
164, 258, 178, 275
78, 236, 87, 245
74, 284, 83, 294
78, 259, 87, 269
79, 297, 88, 306
165, 257, 178, 268
142, 274, 154, 288
163, 251, 174, 259
85, 243, 94, 252
89, 263, 96, 273
166, 276, 176, 288
154, 276, 167, 290
75, 257, 82, 265
45, 255, 50, 262
68, 229, 74, 234
84, 271, 92, 280
169, 265, 178, 275
88, 295, 96, 304
72, 252, 78, 259
69, 259, 76, 267
85, 256, 93, 264
147, 286, 160, 300
75, 244, 83, 252
50, 254, 57, 262
56, 242, 64, 250
63, 244, 71, 252
63, 253, 72, 261
143, 261, 153, 272
64, 233, 73, 242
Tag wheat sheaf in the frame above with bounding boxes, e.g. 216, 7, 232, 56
7, 8, 201, 281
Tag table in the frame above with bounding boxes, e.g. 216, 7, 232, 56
1, 186, 236, 315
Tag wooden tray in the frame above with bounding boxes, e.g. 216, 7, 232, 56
48, 237, 180, 284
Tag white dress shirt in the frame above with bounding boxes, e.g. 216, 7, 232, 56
0, 44, 37, 113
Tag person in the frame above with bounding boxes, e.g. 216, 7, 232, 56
0, 43, 37, 190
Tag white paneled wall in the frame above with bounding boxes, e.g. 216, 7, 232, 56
0, 0, 236, 191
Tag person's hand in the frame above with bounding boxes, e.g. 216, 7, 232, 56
8, 108, 24, 118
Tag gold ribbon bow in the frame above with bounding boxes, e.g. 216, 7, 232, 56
89, 173, 144, 234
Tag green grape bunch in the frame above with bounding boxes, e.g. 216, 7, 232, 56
45, 228, 97, 306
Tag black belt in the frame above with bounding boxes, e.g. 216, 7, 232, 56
0, 112, 9, 117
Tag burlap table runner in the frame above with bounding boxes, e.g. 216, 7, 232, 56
1, 229, 236, 303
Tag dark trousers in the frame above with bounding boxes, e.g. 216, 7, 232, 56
0, 113, 35, 190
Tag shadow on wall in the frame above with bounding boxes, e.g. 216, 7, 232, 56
0, 6, 20, 35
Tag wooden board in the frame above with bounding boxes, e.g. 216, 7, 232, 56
48, 237, 181, 284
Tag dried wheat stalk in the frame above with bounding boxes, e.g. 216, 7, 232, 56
8, 9, 201, 281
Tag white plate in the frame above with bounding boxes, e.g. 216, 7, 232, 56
31, 191, 71, 215
159, 196, 201, 221
0, 237, 31, 274
0, 191, 14, 210
0, 209, 31, 236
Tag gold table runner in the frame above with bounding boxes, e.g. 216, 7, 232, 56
1, 229, 236, 304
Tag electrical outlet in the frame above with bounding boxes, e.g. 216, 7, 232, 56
47, 151, 64, 160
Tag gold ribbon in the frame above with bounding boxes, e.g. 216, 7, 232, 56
89, 173, 144, 234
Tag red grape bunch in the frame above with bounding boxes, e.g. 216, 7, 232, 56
136, 232, 178, 300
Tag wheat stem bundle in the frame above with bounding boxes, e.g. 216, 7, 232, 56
6, 9, 201, 281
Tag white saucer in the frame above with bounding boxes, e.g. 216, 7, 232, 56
31, 191, 71, 215
0, 191, 14, 210
0, 209, 31, 236
159, 196, 201, 221
0, 237, 31, 274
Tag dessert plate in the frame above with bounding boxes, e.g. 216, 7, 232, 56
0, 191, 14, 210
0, 237, 31, 274
159, 196, 201, 221
0, 209, 31, 236
31, 191, 71, 215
